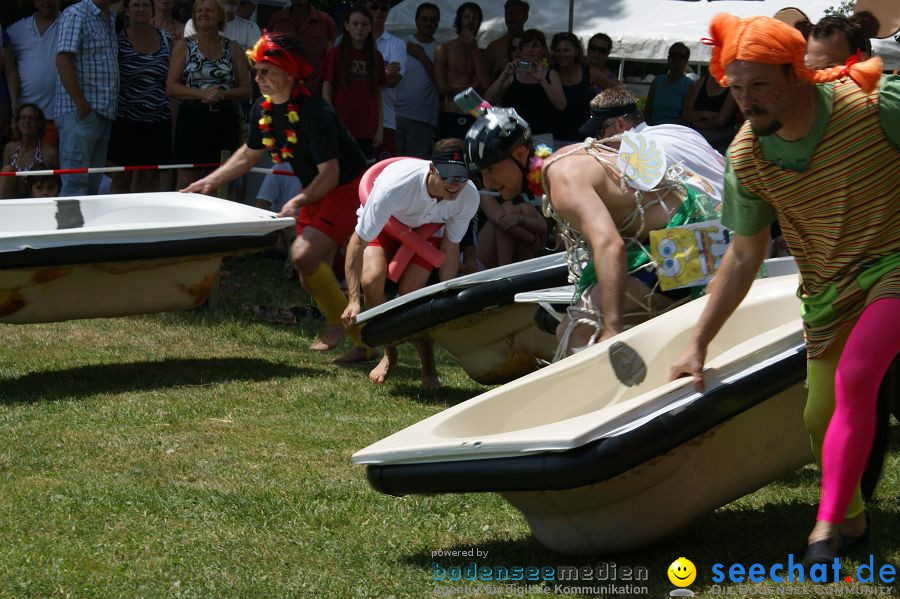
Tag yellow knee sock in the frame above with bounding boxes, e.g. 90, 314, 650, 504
303, 262, 365, 347
805, 328, 865, 520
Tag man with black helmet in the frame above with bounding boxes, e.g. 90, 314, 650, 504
463, 106, 536, 203
341, 138, 480, 388
464, 90, 724, 355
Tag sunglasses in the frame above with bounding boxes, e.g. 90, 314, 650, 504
368, 3, 389, 11
669, 52, 689, 59
588, 45, 609, 54
254, 66, 275, 75
442, 175, 468, 184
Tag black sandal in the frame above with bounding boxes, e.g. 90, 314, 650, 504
839, 518, 869, 553
802, 538, 839, 568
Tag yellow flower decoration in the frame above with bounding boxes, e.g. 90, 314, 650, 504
257, 95, 301, 164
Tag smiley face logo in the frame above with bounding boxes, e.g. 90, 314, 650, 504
668, 557, 696, 587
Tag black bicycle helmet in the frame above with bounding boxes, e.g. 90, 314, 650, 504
463, 107, 532, 171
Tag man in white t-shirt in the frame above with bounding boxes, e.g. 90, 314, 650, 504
367, 0, 406, 159
577, 87, 725, 201
7, 0, 61, 129
184, 0, 260, 49
341, 139, 480, 388
395, 2, 439, 159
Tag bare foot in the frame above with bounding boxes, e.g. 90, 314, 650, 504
309, 325, 343, 351
332, 345, 378, 365
368, 348, 398, 383
421, 373, 442, 390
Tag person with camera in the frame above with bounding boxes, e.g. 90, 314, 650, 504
484, 28, 564, 148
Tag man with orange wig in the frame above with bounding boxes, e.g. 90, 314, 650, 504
670, 14, 899, 564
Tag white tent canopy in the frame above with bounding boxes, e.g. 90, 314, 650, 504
386, 0, 899, 69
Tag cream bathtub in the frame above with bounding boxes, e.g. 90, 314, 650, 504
0, 193, 293, 323
354, 274, 811, 555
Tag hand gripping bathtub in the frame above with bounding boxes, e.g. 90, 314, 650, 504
358, 157, 446, 282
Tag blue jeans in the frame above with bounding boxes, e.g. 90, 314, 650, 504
58, 109, 112, 197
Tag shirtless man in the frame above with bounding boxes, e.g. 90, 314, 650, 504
434, 2, 490, 140
464, 92, 723, 356
483, 0, 529, 79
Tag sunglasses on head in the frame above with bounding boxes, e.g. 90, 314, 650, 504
588, 45, 609, 54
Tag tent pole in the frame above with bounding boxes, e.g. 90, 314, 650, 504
568, 0, 574, 32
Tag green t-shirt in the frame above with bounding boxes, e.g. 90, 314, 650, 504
722, 75, 900, 236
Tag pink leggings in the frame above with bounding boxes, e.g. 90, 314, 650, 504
818, 298, 900, 523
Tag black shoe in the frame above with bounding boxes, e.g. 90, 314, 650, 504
802, 539, 839, 568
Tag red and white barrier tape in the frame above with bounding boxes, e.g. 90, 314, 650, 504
0, 162, 503, 196
0, 164, 297, 177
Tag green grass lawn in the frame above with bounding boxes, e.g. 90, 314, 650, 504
1, 254, 897, 599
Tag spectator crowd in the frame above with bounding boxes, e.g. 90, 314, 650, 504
0, 0, 885, 277
0, 0, 733, 200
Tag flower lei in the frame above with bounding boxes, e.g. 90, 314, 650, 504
526, 144, 552, 198
258, 95, 300, 163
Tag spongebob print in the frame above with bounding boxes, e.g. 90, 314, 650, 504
650, 221, 731, 290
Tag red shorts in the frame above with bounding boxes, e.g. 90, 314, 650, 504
369, 230, 441, 271
295, 175, 363, 247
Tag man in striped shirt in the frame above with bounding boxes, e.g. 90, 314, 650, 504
54, 0, 118, 196
670, 14, 898, 566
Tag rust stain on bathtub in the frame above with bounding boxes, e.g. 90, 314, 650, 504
32, 266, 73, 284
178, 272, 217, 306
0, 291, 27, 317
473, 352, 539, 385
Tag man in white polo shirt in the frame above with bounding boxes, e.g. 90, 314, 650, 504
367, 0, 406, 159
341, 138, 479, 388
7, 0, 61, 144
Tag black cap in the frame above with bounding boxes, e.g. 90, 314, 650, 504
578, 102, 637, 138
432, 150, 470, 180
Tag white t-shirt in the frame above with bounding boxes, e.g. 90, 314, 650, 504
184, 15, 261, 49
375, 30, 407, 131
633, 122, 725, 201
356, 159, 479, 243
7, 15, 60, 119
257, 163, 301, 213
395, 34, 438, 127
